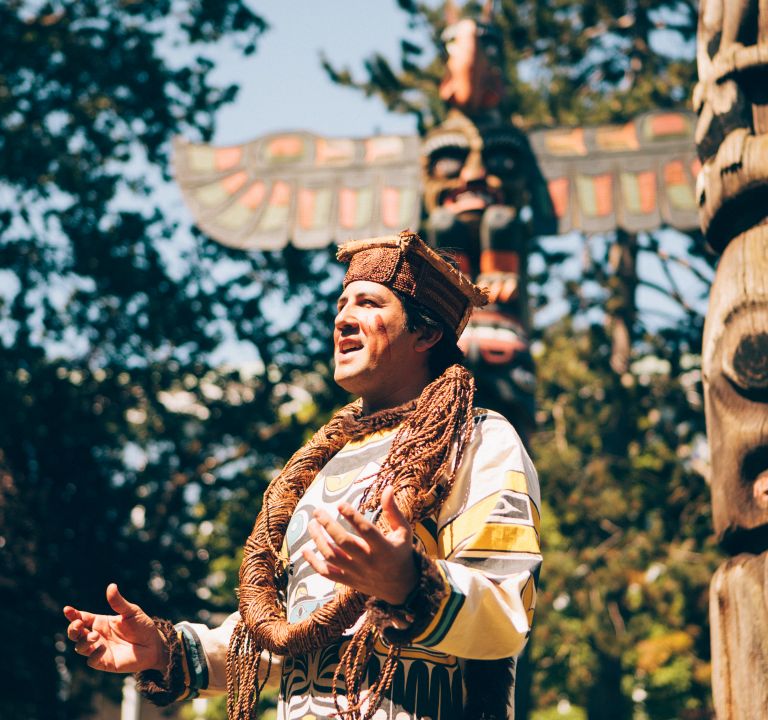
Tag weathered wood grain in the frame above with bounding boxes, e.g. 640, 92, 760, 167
710, 553, 768, 719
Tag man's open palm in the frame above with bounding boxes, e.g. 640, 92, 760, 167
63, 584, 165, 673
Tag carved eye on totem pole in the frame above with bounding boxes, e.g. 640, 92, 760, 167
702, 227, 768, 554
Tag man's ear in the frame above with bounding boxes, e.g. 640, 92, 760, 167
414, 326, 443, 353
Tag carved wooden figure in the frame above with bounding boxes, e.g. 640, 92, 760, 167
695, 0, 768, 717
421, 2, 544, 436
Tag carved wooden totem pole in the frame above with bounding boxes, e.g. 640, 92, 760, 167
694, 1, 768, 717
421, 0, 550, 440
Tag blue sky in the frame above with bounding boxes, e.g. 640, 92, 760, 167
209, 1, 422, 142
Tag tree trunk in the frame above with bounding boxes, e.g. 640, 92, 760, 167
586, 652, 631, 720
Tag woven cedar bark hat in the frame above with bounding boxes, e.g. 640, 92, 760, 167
337, 230, 488, 338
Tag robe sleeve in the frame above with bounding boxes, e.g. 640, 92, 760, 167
175, 612, 282, 698
410, 409, 542, 659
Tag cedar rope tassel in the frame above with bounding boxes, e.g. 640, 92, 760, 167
226, 366, 476, 720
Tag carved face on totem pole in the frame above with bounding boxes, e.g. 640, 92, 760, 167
439, 8, 505, 116
421, 2, 537, 436
702, 227, 768, 553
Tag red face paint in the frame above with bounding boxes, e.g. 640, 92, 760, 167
332, 281, 428, 411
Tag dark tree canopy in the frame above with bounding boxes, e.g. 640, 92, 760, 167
0, 3, 346, 719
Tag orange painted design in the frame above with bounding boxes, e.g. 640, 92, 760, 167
215, 146, 243, 171
339, 188, 357, 229
381, 187, 401, 228
593, 174, 613, 216
316, 138, 355, 165
270, 181, 291, 206
664, 160, 686, 186
364, 137, 404, 163
595, 122, 640, 151
637, 171, 657, 214
221, 170, 248, 195
543, 128, 587, 156
238, 182, 265, 209
648, 113, 690, 138
298, 189, 315, 229
266, 136, 304, 160
548, 177, 569, 218
480, 250, 519, 274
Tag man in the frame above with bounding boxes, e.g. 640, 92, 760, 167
64, 231, 542, 720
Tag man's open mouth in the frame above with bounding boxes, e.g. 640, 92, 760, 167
338, 341, 363, 355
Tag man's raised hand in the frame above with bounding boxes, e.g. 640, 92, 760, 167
63, 584, 167, 673
302, 485, 418, 605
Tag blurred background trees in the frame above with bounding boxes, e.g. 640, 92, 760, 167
0, 1, 720, 719
0, 2, 346, 718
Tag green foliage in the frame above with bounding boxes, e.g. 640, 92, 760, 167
322, 0, 697, 131
0, 3, 348, 719
530, 321, 719, 719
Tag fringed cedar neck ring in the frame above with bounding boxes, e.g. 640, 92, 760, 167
227, 365, 477, 720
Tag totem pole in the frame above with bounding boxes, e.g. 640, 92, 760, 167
694, 1, 768, 717
422, 0, 550, 439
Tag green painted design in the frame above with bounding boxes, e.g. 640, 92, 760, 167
667, 185, 696, 210
575, 176, 598, 217
620, 173, 642, 215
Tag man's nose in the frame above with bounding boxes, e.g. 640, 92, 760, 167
460, 149, 486, 183
335, 304, 358, 330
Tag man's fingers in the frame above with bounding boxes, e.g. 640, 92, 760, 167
67, 619, 86, 642
106, 583, 139, 618
85, 644, 109, 670
314, 509, 370, 554
302, 547, 344, 581
74, 638, 98, 657
380, 487, 410, 535
336, 503, 381, 542
308, 519, 353, 562
63, 605, 97, 628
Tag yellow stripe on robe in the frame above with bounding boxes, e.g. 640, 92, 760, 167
438, 470, 539, 558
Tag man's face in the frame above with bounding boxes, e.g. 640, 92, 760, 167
333, 281, 428, 408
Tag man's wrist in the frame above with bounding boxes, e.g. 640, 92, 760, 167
150, 627, 171, 672
381, 550, 419, 606
367, 548, 448, 643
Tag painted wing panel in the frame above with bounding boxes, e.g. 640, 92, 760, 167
529, 111, 699, 234
173, 111, 699, 248
172, 133, 421, 250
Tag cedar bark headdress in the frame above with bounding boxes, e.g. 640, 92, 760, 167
338, 230, 487, 337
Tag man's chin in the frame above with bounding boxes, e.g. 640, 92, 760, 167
333, 368, 362, 394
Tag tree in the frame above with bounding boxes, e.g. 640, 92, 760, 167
531, 319, 719, 720
0, 3, 347, 718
